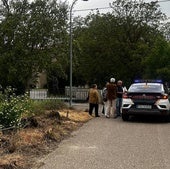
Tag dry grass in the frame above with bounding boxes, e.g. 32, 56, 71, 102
0, 109, 92, 169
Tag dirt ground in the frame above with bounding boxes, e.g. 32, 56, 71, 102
0, 108, 92, 169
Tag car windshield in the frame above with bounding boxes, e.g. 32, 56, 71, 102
128, 83, 164, 93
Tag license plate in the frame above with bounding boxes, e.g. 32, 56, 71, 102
136, 105, 152, 109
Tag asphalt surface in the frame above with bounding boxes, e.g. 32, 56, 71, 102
34, 103, 170, 169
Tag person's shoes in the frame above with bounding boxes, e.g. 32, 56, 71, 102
95, 115, 100, 117
106, 116, 110, 118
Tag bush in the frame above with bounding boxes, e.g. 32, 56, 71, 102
0, 87, 31, 128
0, 86, 68, 128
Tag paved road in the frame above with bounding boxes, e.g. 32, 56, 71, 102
34, 103, 170, 169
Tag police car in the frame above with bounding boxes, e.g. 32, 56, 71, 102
122, 80, 170, 121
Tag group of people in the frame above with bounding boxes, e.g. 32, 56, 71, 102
87, 78, 126, 118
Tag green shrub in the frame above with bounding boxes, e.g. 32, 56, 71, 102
0, 87, 68, 128
0, 87, 31, 128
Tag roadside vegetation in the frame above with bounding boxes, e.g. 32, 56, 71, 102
0, 88, 91, 168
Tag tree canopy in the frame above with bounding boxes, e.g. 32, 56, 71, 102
0, 0, 69, 93
0, 0, 170, 93
73, 0, 170, 87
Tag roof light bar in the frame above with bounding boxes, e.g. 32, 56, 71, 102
134, 79, 163, 83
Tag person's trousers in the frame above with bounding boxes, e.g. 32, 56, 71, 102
105, 99, 116, 117
116, 98, 122, 116
89, 103, 99, 117
102, 102, 107, 115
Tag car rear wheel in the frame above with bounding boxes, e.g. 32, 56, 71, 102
122, 114, 129, 121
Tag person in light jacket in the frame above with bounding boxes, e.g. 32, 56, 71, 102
101, 82, 109, 115
88, 84, 100, 117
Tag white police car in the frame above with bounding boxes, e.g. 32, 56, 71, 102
122, 80, 170, 121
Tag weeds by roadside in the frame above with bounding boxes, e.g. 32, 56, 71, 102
0, 87, 91, 168
0, 100, 92, 169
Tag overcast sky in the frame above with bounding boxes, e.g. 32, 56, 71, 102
63, 0, 170, 18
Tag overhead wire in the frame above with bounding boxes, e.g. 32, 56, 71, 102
157, 0, 170, 2
73, 0, 170, 18
74, 0, 170, 12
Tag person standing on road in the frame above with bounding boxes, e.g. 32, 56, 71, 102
101, 82, 109, 115
88, 84, 100, 117
116, 80, 124, 117
105, 78, 117, 118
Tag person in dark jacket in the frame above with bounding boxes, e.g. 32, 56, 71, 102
105, 78, 117, 118
116, 80, 124, 118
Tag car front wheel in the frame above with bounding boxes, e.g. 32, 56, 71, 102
122, 114, 129, 121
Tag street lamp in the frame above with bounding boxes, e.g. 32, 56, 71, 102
69, 0, 88, 107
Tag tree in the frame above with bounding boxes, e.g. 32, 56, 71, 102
0, 0, 68, 93
72, 0, 168, 87
142, 37, 170, 82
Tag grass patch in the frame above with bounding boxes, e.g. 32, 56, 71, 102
25, 99, 68, 116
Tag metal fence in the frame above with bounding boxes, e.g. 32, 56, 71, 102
29, 87, 90, 102
30, 89, 48, 99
